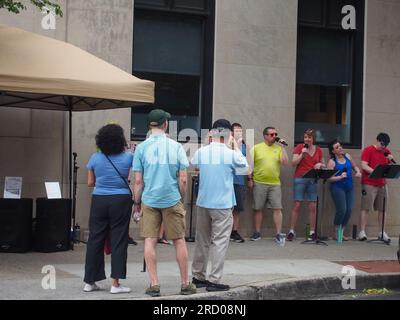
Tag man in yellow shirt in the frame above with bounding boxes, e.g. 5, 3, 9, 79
248, 126, 289, 244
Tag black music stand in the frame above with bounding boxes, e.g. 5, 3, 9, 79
367, 164, 400, 245
301, 169, 338, 246
185, 175, 198, 242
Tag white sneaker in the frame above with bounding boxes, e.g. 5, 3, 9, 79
110, 285, 131, 294
378, 231, 391, 243
358, 230, 367, 241
83, 283, 100, 292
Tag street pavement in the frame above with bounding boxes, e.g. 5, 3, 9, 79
0, 237, 399, 300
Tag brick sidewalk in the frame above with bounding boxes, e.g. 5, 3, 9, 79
335, 260, 400, 273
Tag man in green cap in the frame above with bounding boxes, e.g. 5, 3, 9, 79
132, 109, 196, 296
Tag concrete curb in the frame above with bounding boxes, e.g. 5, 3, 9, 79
140, 273, 400, 300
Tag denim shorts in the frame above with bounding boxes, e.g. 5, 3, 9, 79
293, 178, 317, 202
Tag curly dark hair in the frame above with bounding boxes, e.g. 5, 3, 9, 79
95, 124, 127, 155
328, 139, 340, 159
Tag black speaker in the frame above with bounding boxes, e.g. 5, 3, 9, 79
34, 198, 72, 252
0, 198, 33, 253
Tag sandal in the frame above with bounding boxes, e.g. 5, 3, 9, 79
158, 238, 170, 245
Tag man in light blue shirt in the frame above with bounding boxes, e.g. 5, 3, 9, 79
191, 119, 248, 292
132, 109, 196, 296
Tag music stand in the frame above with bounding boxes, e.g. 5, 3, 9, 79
185, 175, 198, 242
367, 164, 400, 245
301, 169, 338, 246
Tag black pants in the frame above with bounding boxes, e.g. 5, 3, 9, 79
84, 194, 131, 284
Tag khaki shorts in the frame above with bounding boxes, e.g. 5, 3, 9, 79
252, 182, 282, 210
141, 201, 186, 240
360, 185, 388, 212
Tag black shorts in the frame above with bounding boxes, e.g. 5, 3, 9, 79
233, 184, 246, 212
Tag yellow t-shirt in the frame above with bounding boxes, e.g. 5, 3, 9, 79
251, 142, 282, 185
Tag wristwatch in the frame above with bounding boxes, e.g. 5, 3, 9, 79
133, 200, 141, 205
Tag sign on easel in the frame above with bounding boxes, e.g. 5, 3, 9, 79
4, 176, 23, 199
45, 182, 62, 199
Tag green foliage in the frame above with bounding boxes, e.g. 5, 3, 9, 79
0, 0, 63, 17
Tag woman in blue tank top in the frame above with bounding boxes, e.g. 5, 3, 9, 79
327, 139, 362, 241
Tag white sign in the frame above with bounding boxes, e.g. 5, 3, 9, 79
45, 182, 62, 199
4, 176, 23, 199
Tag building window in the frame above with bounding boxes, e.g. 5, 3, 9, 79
295, 0, 364, 147
131, 0, 215, 141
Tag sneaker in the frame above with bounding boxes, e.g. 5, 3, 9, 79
180, 282, 197, 295
192, 277, 210, 288
110, 285, 131, 294
232, 231, 245, 243
206, 282, 230, 292
286, 231, 296, 241
230, 231, 236, 241
333, 235, 350, 241
275, 233, 285, 246
378, 231, 391, 243
250, 232, 261, 241
145, 284, 161, 297
358, 230, 367, 241
307, 232, 317, 241
83, 283, 100, 292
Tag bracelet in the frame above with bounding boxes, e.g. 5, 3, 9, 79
133, 200, 141, 205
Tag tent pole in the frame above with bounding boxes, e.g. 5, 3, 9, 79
68, 98, 74, 250
69, 108, 72, 201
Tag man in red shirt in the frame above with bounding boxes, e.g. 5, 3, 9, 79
359, 133, 394, 242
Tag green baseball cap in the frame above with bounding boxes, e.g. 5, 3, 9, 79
147, 109, 171, 126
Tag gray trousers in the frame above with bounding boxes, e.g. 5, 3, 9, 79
192, 207, 233, 283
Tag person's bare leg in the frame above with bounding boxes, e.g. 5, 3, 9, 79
144, 237, 159, 286
360, 210, 368, 232
233, 210, 240, 231
273, 209, 282, 234
308, 201, 317, 232
377, 211, 385, 233
290, 201, 301, 230
159, 223, 164, 239
173, 238, 189, 284
254, 210, 263, 232
111, 278, 119, 287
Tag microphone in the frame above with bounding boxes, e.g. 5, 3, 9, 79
72, 152, 77, 158
275, 137, 288, 146
384, 152, 396, 164
304, 143, 309, 149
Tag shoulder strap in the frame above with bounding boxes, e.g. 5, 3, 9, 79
104, 154, 132, 197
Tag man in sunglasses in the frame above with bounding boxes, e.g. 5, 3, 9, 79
358, 132, 394, 242
248, 126, 289, 245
